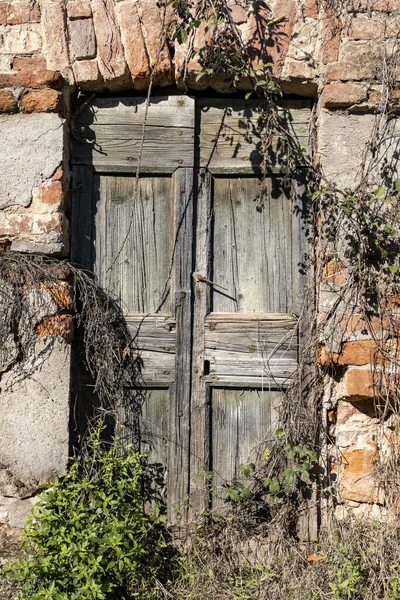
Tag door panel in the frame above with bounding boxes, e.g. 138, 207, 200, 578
211, 388, 280, 506
212, 177, 293, 313
71, 95, 312, 524
95, 175, 173, 314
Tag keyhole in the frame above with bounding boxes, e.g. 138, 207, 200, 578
203, 360, 210, 376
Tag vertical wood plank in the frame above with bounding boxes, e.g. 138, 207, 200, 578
95, 176, 173, 313
212, 178, 293, 313
70, 166, 94, 270
211, 389, 281, 509
190, 169, 212, 516
168, 167, 194, 524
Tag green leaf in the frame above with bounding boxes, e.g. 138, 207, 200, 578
395, 179, 400, 192
389, 265, 400, 274
275, 428, 285, 439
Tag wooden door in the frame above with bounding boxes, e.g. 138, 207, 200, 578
190, 99, 311, 513
71, 95, 311, 523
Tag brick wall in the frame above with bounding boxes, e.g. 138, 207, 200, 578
0, 0, 400, 530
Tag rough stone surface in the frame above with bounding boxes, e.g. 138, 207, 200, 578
116, 0, 150, 88
0, 112, 64, 208
68, 17, 96, 61
340, 449, 384, 504
10, 239, 67, 255
0, 339, 70, 485
320, 82, 367, 107
7, 497, 37, 528
0, 88, 17, 112
66, 0, 92, 19
20, 88, 63, 113
91, 0, 130, 90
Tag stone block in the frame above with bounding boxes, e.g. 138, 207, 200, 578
320, 82, 367, 107
0, 339, 70, 485
66, 0, 92, 19
137, 0, 173, 85
7, 497, 37, 528
0, 112, 64, 209
91, 0, 130, 90
20, 89, 63, 113
10, 239, 66, 255
320, 7, 341, 63
40, 1, 69, 71
116, 0, 150, 88
0, 23, 41, 54
72, 58, 103, 91
0, 0, 40, 25
68, 17, 96, 61
348, 15, 385, 40
303, 0, 319, 18
0, 88, 17, 112
325, 61, 376, 81
0, 212, 64, 240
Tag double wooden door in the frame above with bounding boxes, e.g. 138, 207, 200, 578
71, 95, 311, 521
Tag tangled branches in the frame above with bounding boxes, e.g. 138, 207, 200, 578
0, 252, 142, 444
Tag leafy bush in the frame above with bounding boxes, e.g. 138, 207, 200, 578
5, 428, 172, 600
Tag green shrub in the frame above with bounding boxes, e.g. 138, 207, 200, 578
5, 428, 172, 600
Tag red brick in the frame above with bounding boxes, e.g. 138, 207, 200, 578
318, 341, 381, 368
340, 449, 383, 504
20, 89, 63, 114
320, 83, 367, 107
0, 0, 40, 25
40, 282, 74, 311
66, 0, 92, 19
39, 180, 64, 208
325, 61, 376, 81
0, 70, 63, 90
0, 89, 17, 113
12, 56, 47, 71
35, 315, 74, 343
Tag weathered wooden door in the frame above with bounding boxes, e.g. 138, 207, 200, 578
71, 95, 311, 522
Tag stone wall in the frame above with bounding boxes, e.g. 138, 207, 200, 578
0, 0, 400, 542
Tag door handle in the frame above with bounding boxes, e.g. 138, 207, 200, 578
192, 272, 227, 290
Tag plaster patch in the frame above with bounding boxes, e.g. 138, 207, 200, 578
0, 113, 65, 209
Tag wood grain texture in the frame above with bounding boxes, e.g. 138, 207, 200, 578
168, 168, 194, 523
73, 96, 195, 172
211, 388, 281, 508
190, 169, 212, 515
204, 312, 298, 386
94, 175, 173, 314
212, 177, 294, 314
126, 316, 176, 385
198, 98, 311, 174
